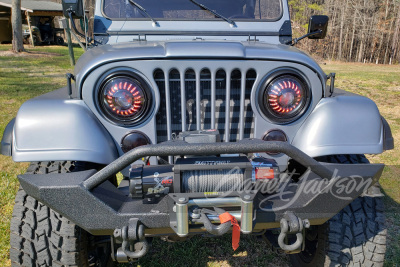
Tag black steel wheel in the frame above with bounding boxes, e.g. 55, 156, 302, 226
55, 36, 64, 46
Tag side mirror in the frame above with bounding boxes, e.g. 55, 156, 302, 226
62, 0, 84, 19
308, 15, 329, 39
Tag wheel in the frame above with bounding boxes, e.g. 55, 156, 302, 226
10, 161, 115, 267
29, 36, 39, 46
55, 36, 64, 46
289, 155, 387, 267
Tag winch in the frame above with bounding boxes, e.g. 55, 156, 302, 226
128, 130, 280, 200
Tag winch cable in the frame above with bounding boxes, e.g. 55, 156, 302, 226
182, 169, 244, 192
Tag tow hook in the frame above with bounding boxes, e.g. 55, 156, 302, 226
278, 212, 310, 254
114, 218, 149, 260
170, 193, 256, 237
194, 207, 232, 235
193, 207, 241, 250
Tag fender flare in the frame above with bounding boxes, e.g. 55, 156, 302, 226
11, 98, 118, 164
292, 94, 393, 157
1, 118, 15, 156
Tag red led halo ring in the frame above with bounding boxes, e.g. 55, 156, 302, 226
267, 76, 303, 116
260, 72, 310, 124
99, 74, 151, 125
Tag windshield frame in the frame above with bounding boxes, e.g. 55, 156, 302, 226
101, 0, 284, 22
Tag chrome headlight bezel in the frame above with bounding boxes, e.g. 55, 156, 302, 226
97, 71, 153, 126
258, 68, 312, 124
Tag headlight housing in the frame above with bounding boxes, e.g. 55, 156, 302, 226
99, 72, 152, 126
259, 69, 311, 124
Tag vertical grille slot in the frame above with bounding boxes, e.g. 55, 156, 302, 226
153, 67, 256, 146
215, 69, 227, 141
229, 69, 242, 142
169, 69, 182, 138
185, 69, 197, 131
245, 69, 257, 138
154, 69, 167, 143
200, 69, 211, 130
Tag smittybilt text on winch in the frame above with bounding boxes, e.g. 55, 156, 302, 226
2, 0, 394, 266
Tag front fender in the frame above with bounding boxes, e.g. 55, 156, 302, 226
292, 93, 392, 157
12, 98, 118, 164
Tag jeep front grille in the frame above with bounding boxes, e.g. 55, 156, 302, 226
154, 68, 256, 146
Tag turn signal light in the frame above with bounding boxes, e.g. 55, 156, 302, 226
262, 129, 288, 155
121, 131, 151, 153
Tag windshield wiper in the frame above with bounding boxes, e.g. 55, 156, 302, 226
189, 0, 236, 27
128, 0, 159, 27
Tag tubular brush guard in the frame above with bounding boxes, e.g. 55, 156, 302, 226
18, 139, 384, 237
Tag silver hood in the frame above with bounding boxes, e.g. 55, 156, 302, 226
74, 40, 326, 97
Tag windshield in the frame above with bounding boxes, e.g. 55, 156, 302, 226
103, 0, 282, 21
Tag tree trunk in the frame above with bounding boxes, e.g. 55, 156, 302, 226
343, 16, 350, 61
368, 15, 378, 63
349, 14, 357, 61
376, 0, 390, 64
389, 1, 400, 64
11, 0, 24, 52
338, 0, 348, 60
384, 2, 396, 64
357, 5, 367, 63
330, 5, 338, 60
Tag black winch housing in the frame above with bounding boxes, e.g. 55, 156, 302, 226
129, 156, 279, 200
129, 130, 279, 202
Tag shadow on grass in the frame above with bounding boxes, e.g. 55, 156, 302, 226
126, 234, 288, 267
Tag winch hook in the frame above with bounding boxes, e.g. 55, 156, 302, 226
197, 207, 232, 236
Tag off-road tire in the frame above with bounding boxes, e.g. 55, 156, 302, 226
55, 37, 64, 46
29, 36, 39, 46
10, 161, 91, 266
290, 155, 387, 267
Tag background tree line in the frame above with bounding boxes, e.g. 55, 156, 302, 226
12, 0, 400, 64
290, 0, 400, 64
81, 0, 400, 64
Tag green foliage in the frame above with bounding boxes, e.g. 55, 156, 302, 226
289, 0, 324, 33
307, 3, 322, 11
289, 0, 323, 24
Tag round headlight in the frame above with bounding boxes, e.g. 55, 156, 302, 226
259, 71, 310, 123
99, 73, 151, 125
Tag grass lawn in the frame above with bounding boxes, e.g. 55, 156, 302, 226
0, 44, 85, 266
0, 44, 399, 266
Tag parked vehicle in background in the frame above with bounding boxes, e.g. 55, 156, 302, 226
22, 17, 64, 46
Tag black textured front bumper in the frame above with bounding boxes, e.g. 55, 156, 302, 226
18, 139, 384, 235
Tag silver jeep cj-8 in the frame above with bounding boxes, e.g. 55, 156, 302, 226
2, 0, 394, 266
